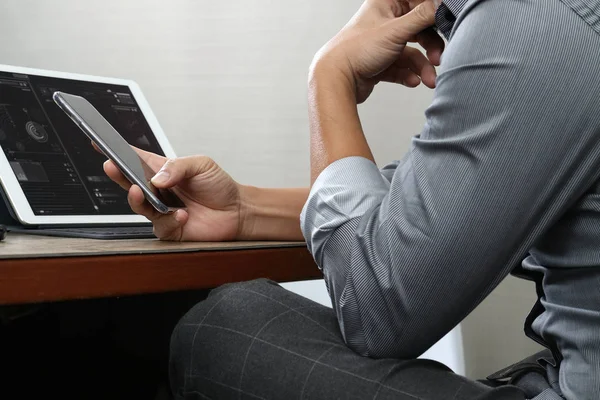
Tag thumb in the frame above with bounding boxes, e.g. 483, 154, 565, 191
384, 0, 437, 44
150, 155, 214, 188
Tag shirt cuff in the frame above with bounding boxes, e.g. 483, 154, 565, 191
300, 156, 390, 266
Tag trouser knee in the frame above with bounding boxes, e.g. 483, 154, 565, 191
169, 279, 280, 395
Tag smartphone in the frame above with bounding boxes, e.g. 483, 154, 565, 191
53, 91, 185, 214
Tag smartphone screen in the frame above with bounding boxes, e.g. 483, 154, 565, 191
53, 92, 185, 212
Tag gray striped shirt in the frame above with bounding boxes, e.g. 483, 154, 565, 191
300, 1, 600, 399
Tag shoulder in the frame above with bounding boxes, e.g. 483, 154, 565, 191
442, 0, 595, 72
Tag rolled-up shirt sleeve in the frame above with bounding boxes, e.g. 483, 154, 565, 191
301, 157, 391, 267
300, 0, 600, 360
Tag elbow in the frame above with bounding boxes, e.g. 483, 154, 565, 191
338, 312, 430, 360
363, 336, 428, 361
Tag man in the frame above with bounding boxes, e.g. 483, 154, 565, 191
106, 0, 600, 398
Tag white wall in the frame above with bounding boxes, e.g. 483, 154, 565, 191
0, 0, 426, 187
461, 276, 543, 377
0, 0, 542, 378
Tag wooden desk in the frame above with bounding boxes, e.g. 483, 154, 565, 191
0, 233, 321, 305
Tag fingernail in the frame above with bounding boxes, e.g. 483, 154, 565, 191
151, 170, 170, 185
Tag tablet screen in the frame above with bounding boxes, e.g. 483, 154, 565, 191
0, 71, 165, 216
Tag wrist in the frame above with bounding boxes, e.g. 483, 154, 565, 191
236, 185, 309, 241
236, 184, 259, 241
308, 51, 374, 183
309, 52, 356, 96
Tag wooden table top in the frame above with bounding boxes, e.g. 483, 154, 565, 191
0, 233, 306, 259
0, 234, 320, 305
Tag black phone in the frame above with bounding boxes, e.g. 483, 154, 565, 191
53, 91, 185, 214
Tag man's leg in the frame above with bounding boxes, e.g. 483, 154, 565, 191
170, 279, 525, 400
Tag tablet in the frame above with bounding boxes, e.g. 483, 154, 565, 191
0, 64, 176, 226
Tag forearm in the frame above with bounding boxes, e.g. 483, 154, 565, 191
236, 67, 373, 241
308, 63, 375, 184
238, 186, 309, 241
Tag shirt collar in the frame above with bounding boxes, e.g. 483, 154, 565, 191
434, 0, 470, 39
442, 0, 470, 17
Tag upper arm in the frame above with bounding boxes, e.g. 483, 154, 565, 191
303, 0, 600, 357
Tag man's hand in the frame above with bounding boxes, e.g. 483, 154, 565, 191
104, 148, 243, 241
103, 145, 309, 242
311, 0, 443, 103
307, 0, 442, 181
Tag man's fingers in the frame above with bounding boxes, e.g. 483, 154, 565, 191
131, 146, 167, 172
380, 47, 436, 88
151, 209, 188, 241
98, 142, 185, 240
416, 27, 445, 66
103, 160, 132, 191
150, 155, 216, 189
128, 184, 188, 241
397, 69, 421, 87
385, 0, 437, 44
398, 46, 437, 88
363, 0, 404, 19
127, 185, 160, 220
379, 65, 421, 87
